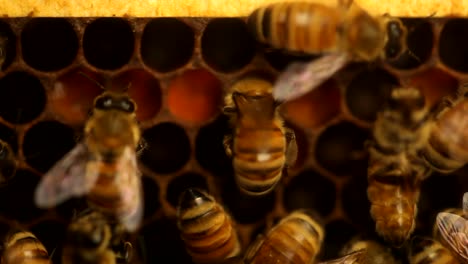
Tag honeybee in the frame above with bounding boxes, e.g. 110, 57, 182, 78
247, 1, 407, 101
1, 229, 51, 264
408, 236, 460, 264
0, 139, 16, 185
435, 194, 468, 262
419, 84, 468, 174
244, 210, 324, 264
176, 188, 241, 264
62, 210, 133, 264
336, 238, 399, 264
367, 87, 432, 246
223, 77, 297, 196
34, 90, 143, 232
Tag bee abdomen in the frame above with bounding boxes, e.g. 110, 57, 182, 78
409, 237, 459, 264
247, 2, 341, 53
177, 189, 240, 264
3, 232, 51, 264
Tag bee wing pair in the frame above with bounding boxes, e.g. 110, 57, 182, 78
435, 192, 468, 261
272, 53, 349, 102
34, 142, 143, 232
317, 249, 367, 264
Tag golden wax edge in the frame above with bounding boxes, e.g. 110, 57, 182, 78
0, 0, 464, 17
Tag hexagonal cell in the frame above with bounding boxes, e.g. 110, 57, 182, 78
140, 122, 191, 174
0, 71, 46, 124
111, 69, 162, 122
342, 173, 374, 232
166, 172, 208, 208
141, 18, 194, 73
50, 68, 103, 126
0, 170, 44, 221
283, 170, 336, 217
387, 18, 433, 70
321, 220, 358, 260
345, 68, 399, 122
29, 219, 67, 264
407, 67, 458, 108
167, 69, 223, 125
83, 18, 134, 70
21, 18, 78, 72
0, 20, 16, 71
195, 115, 232, 176
142, 176, 161, 219
282, 79, 341, 129
264, 50, 317, 72
201, 18, 256, 73
23, 121, 76, 173
439, 18, 468, 73
315, 122, 369, 177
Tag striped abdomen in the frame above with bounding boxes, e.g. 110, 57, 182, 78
247, 2, 343, 53
367, 148, 423, 247
420, 99, 468, 174
177, 189, 240, 264
2, 231, 51, 264
409, 237, 459, 264
233, 126, 286, 195
245, 210, 324, 264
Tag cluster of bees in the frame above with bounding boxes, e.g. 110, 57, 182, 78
0, 0, 466, 263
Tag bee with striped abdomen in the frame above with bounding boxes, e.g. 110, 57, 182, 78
223, 77, 297, 196
34, 90, 144, 232
62, 210, 133, 264
247, 0, 407, 101
1, 229, 51, 264
408, 236, 460, 264
367, 87, 433, 246
244, 210, 324, 264
337, 238, 399, 264
176, 188, 241, 264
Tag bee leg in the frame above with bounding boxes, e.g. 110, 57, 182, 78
136, 138, 148, 157
223, 134, 233, 158
285, 128, 297, 168
122, 241, 133, 263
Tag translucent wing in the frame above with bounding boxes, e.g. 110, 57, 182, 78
34, 143, 99, 208
318, 249, 366, 264
463, 192, 468, 214
436, 212, 468, 261
115, 146, 143, 232
272, 53, 349, 102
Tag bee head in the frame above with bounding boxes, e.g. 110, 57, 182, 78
232, 91, 276, 119
383, 18, 407, 60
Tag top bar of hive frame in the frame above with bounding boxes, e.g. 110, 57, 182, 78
0, 0, 463, 17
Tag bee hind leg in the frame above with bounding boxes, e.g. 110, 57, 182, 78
285, 128, 298, 168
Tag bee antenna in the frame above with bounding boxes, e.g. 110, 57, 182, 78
123, 82, 132, 93
49, 247, 57, 259
406, 48, 421, 63
77, 71, 106, 91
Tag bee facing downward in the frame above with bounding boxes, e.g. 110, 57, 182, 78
34, 90, 143, 232
223, 77, 297, 196
62, 210, 133, 264
367, 87, 432, 246
1, 229, 51, 264
247, 0, 407, 101
176, 188, 241, 264
244, 210, 324, 264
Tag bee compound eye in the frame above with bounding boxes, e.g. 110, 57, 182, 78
95, 96, 113, 110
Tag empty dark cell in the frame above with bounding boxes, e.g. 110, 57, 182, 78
23, 121, 76, 173
142, 176, 160, 218
201, 18, 255, 72
387, 19, 433, 70
141, 18, 194, 73
166, 172, 208, 208
221, 174, 275, 224
342, 173, 374, 232
140, 122, 191, 174
283, 170, 336, 217
346, 68, 399, 122
0, 71, 46, 124
195, 115, 232, 175
0, 21, 16, 71
138, 218, 193, 264
29, 219, 66, 264
321, 220, 357, 260
315, 122, 369, 176
439, 19, 468, 73
83, 18, 134, 70
0, 170, 44, 221
264, 49, 318, 71
21, 18, 78, 72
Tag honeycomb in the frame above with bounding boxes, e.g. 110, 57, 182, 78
0, 16, 465, 264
